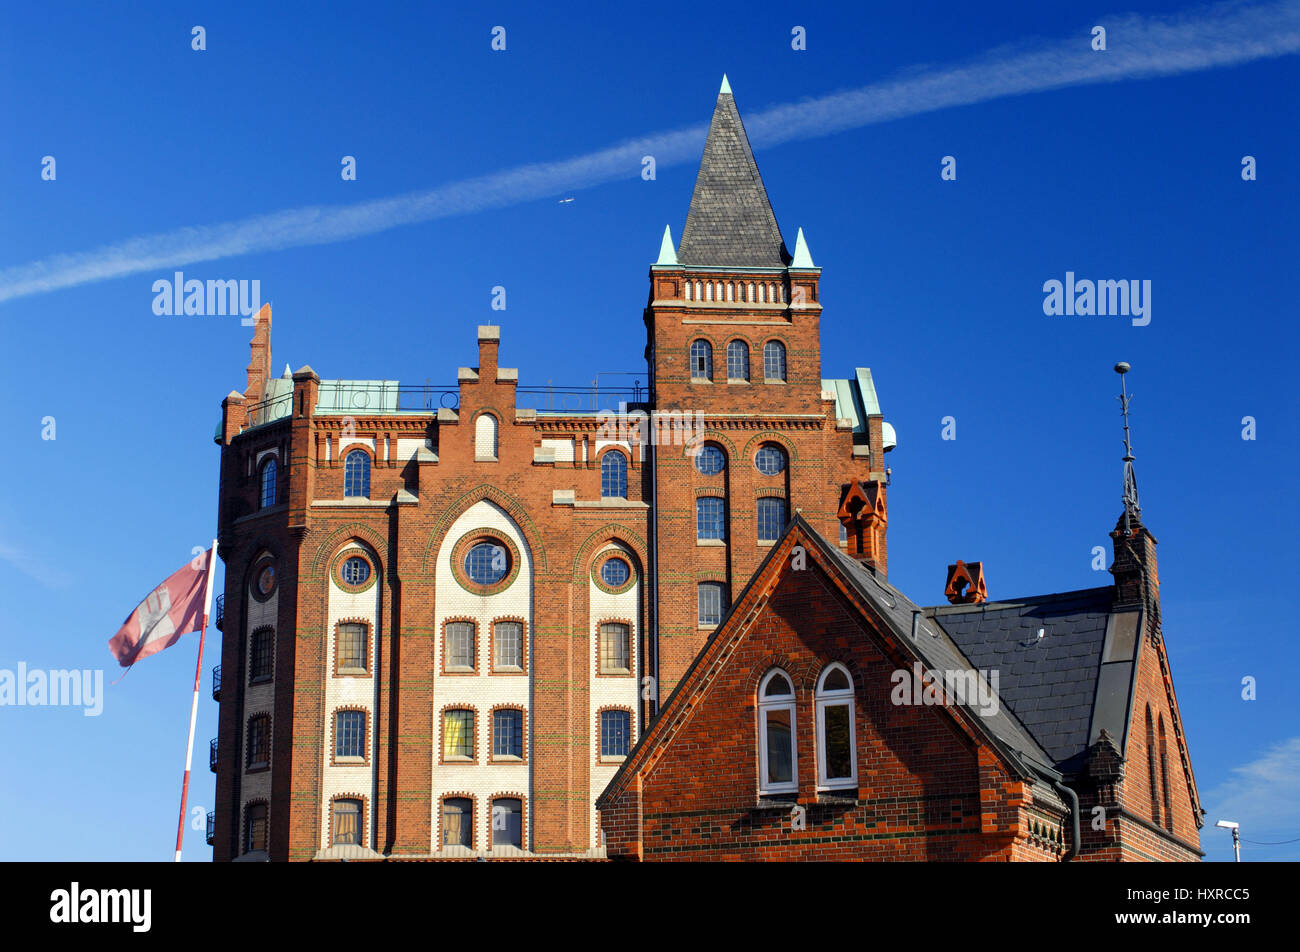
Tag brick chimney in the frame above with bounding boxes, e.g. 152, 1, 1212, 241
1110, 512, 1158, 609
244, 303, 273, 405
837, 478, 888, 573
944, 560, 987, 605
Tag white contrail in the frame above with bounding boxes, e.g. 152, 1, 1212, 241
2, 0, 1296, 305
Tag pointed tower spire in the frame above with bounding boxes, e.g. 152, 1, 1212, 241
677, 78, 788, 267
656, 225, 678, 265
790, 227, 815, 268
1115, 361, 1141, 533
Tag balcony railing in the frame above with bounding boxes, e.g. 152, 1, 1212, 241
211, 665, 222, 702
242, 381, 650, 425
214, 594, 224, 631
209, 737, 218, 773
205, 812, 215, 846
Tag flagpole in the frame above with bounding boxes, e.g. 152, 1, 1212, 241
174, 540, 218, 862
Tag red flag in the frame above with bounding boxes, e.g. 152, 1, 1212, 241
108, 549, 213, 668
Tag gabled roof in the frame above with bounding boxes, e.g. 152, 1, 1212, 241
927, 590, 1124, 776
597, 515, 1062, 810
677, 80, 789, 268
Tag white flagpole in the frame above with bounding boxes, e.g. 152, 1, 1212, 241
174, 540, 219, 862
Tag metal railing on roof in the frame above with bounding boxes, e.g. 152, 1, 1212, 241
243, 381, 650, 422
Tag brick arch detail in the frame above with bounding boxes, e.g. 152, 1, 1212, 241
739, 430, 800, 463
571, 524, 648, 583
420, 485, 549, 576
746, 652, 820, 695
305, 522, 388, 578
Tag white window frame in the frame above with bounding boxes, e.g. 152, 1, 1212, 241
757, 669, 797, 795
815, 663, 857, 791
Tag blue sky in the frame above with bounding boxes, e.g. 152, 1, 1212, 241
0, 0, 1296, 862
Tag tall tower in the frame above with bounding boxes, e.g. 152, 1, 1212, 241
645, 77, 876, 700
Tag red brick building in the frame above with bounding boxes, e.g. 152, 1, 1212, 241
209, 78, 1201, 863
209, 78, 888, 860
595, 476, 1204, 861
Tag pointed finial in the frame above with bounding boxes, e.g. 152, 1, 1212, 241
791, 227, 815, 268
719, 74, 732, 96
283, 363, 292, 378
1115, 361, 1141, 531
656, 225, 678, 265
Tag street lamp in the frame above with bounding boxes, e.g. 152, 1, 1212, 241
1215, 820, 1241, 862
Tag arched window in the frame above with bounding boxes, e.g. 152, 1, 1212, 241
758, 283, 767, 303
1146, 705, 1161, 826
259, 458, 277, 509
475, 413, 498, 460
705, 282, 714, 301
726, 282, 734, 301
344, 450, 370, 498
727, 340, 750, 381
816, 664, 856, 790
600, 709, 632, 759
491, 797, 523, 848
747, 282, 756, 302
601, 451, 627, 499
694, 442, 726, 476
763, 341, 787, 382
684, 281, 693, 301
754, 443, 787, 476
690, 339, 713, 381
334, 710, 366, 760
1158, 715, 1173, 832
758, 670, 796, 794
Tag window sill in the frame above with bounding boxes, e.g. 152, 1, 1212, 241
444, 666, 475, 674
757, 540, 776, 547
696, 539, 726, 547
442, 756, 474, 764
763, 379, 787, 385
690, 378, 713, 384
598, 755, 627, 766
491, 755, 524, 764
726, 378, 750, 385
475, 456, 499, 462
337, 667, 368, 676
249, 676, 273, 686
754, 793, 797, 809
246, 763, 269, 773
493, 665, 524, 675
697, 624, 719, 632
334, 756, 366, 766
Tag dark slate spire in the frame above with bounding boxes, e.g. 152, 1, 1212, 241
677, 76, 789, 268
1115, 361, 1141, 533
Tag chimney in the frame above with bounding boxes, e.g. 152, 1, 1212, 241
244, 303, 273, 405
477, 325, 500, 379
944, 560, 987, 605
837, 478, 888, 573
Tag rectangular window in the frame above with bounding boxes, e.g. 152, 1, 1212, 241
756, 497, 787, 543
249, 629, 274, 683
696, 497, 725, 541
442, 798, 472, 848
336, 623, 367, 673
494, 621, 523, 671
492, 798, 522, 849
600, 710, 631, 758
331, 799, 361, 846
443, 710, 474, 760
697, 582, 726, 627
245, 803, 267, 853
445, 622, 475, 670
763, 707, 795, 787
821, 703, 853, 783
599, 623, 631, 674
492, 709, 523, 759
246, 715, 269, 769
335, 710, 366, 760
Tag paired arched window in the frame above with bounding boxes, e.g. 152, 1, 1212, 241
757, 670, 797, 794
344, 450, 370, 498
475, 413, 498, 460
763, 341, 787, 381
690, 339, 713, 381
816, 664, 856, 790
600, 451, 627, 499
727, 340, 750, 380
259, 458, 277, 509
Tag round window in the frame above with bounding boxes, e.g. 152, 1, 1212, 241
755, 445, 787, 476
465, 542, 508, 586
694, 444, 725, 476
256, 564, 276, 596
600, 557, 630, 588
340, 556, 370, 586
